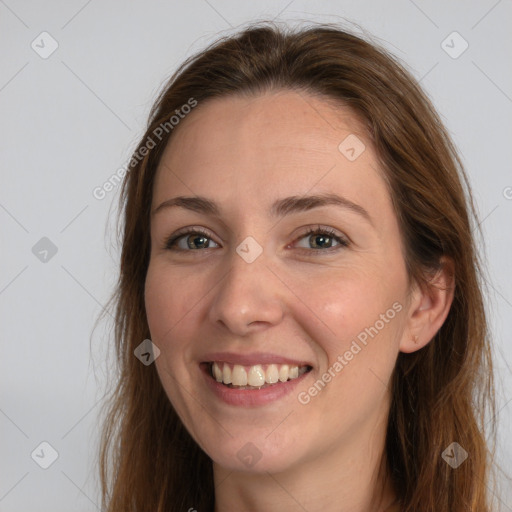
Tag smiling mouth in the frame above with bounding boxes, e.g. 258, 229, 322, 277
205, 361, 313, 390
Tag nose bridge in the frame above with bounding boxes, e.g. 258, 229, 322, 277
208, 240, 285, 334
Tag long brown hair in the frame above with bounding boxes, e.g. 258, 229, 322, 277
98, 21, 502, 511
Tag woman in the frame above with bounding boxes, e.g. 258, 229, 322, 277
99, 21, 500, 511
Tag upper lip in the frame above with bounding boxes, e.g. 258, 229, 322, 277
201, 351, 313, 367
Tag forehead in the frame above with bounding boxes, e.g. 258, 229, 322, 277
153, 90, 393, 227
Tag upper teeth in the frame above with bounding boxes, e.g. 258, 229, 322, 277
211, 362, 308, 386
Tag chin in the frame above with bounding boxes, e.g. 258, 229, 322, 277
206, 436, 301, 474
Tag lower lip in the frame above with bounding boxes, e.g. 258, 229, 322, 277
200, 364, 312, 407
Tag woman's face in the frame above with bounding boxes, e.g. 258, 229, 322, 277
145, 90, 412, 473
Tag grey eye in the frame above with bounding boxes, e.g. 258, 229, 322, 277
174, 233, 220, 250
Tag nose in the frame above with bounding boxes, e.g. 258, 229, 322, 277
207, 246, 285, 336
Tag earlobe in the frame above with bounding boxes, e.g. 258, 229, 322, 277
399, 257, 455, 354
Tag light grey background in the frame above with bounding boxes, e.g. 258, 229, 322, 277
1, 1, 511, 511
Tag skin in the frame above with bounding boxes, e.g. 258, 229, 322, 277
144, 89, 454, 512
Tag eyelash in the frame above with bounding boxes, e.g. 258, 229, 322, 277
163, 225, 350, 255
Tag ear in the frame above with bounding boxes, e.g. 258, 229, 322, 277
399, 256, 455, 354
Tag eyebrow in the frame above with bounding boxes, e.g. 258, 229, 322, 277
152, 193, 373, 226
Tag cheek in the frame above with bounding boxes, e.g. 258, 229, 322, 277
292, 275, 402, 422
290, 267, 404, 370
144, 261, 204, 342
144, 262, 204, 402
